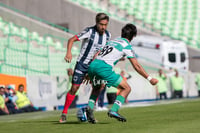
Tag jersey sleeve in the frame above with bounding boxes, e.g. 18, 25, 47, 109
76, 27, 91, 41
124, 45, 136, 58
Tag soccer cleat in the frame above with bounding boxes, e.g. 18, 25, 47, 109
107, 110, 127, 122
86, 107, 96, 124
59, 114, 67, 123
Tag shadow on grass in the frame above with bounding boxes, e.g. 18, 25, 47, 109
21, 120, 109, 125
54, 121, 110, 125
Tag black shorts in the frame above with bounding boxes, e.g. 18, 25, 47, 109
72, 62, 89, 85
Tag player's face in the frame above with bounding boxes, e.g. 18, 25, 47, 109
159, 69, 162, 74
0, 88, 5, 95
19, 86, 24, 92
96, 19, 108, 35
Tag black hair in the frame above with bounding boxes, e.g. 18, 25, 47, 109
121, 23, 137, 41
0, 87, 4, 89
96, 13, 109, 23
18, 84, 24, 89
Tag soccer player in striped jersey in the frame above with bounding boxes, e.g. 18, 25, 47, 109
86, 24, 158, 123
59, 13, 111, 123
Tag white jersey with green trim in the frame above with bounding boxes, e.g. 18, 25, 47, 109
96, 37, 136, 67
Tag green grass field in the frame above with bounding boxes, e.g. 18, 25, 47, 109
0, 98, 200, 133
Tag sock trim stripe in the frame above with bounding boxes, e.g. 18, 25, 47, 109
114, 100, 122, 107
89, 99, 95, 103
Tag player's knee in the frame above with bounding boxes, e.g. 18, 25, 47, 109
69, 85, 80, 95
126, 86, 131, 94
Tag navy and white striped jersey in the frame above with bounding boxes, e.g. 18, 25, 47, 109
75, 25, 111, 64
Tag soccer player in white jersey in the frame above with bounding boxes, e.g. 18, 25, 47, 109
86, 23, 158, 123
59, 13, 111, 123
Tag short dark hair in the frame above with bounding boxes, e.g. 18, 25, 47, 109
96, 13, 109, 23
18, 84, 24, 89
121, 23, 137, 41
0, 87, 4, 89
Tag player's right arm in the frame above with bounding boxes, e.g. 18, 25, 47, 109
64, 36, 79, 63
65, 27, 91, 63
129, 58, 158, 85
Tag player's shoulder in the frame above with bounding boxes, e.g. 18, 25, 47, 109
83, 26, 94, 32
115, 37, 132, 48
78, 26, 94, 37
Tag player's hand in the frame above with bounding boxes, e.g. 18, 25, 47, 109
83, 79, 90, 85
64, 52, 72, 63
82, 74, 90, 85
150, 78, 158, 85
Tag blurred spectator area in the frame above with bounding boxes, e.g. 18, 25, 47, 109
0, 0, 200, 73
0, 15, 80, 76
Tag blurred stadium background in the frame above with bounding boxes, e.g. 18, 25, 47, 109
0, 0, 200, 110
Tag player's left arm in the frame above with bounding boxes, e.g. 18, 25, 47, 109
129, 58, 158, 85
92, 50, 101, 61
64, 36, 79, 63
3, 104, 9, 114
